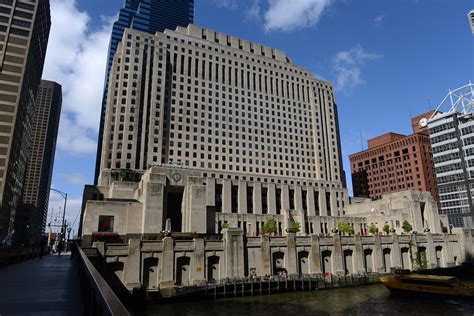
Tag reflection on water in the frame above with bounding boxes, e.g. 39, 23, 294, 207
148, 284, 474, 315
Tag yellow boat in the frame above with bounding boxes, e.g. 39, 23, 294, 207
380, 271, 474, 298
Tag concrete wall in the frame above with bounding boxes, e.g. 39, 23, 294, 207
95, 228, 469, 291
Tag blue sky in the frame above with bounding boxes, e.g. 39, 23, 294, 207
43, 0, 473, 235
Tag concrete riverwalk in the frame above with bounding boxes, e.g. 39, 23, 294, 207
0, 254, 82, 315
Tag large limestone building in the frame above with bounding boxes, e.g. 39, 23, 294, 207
82, 24, 350, 242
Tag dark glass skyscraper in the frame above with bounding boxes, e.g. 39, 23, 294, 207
18, 80, 62, 244
94, 0, 194, 183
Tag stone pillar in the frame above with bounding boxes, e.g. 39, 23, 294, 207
330, 189, 337, 216
253, 182, 262, 215
193, 238, 206, 285
409, 233, 418, 269
268, 183, 276, 215
238, 180, 247, 214
319, 188, 328, 216
142, 181, 165, 233
222, 179, 232, 213
186, 184, 208, 233
206, 178, 215, 207
295, 186, 303, 211
353, 235, 365, 274
160, 237, 175, 288
281, 184, 290, 211
391, 234, 402, 269
261, 235, 271, 276
459, 228, 474, 262
307, 187, 316, 216
373, 235, 384, 273
426, 233, 437, 269
223, 228, 244, 278
333, 234, 344, 275
309, 235, 322, 274
123, 239, 141, 289
443, 233, 455, 267
286, 233, 298, 276
410, 200, 424, 233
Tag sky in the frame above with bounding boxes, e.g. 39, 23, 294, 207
43, 0, 474, 236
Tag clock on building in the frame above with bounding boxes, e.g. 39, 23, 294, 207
419, 117, 428, 128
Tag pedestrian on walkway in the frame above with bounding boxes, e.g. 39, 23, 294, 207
57, 240, 63, 256
39, 237, 47, 259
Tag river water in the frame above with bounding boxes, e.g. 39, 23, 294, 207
148, 284, 474, 315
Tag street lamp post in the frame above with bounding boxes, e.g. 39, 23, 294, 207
50, 188, 67, 240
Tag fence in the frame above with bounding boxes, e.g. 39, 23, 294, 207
73, 244, 130, 316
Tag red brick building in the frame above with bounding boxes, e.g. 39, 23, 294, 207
349, 111, 439, 202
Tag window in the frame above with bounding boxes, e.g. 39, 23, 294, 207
98, 215, 114, 233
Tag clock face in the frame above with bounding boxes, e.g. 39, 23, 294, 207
419, 117, 428, 127
172, 173, 181, 182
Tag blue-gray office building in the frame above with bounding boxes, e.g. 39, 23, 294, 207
94, 0, 194, 183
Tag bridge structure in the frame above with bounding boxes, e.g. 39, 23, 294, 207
0, 245, 130, 316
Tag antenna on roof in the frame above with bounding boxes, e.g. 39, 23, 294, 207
427, 98, 432, 110
359, 129, 364, 151
410, 109, 413, 118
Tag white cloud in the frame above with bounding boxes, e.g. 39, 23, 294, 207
211, 0, 237, 9
43, 0, 113, 155
331, 44, 383, 91
374, 14, 384, 25
59, 172, 88, 185
263, 0, 332, 32
245, 0, 261, 21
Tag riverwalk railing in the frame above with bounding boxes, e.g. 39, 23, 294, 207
0, 246, 42, 267
157, 273, 381, 300
73, 244, 130, 316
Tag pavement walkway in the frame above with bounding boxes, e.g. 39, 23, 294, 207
0, 254, 82, 316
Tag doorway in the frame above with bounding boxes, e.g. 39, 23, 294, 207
166, 186, 184, 232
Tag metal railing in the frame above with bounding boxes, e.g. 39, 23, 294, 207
73, 244, 130, 316
0, 246, 42, 267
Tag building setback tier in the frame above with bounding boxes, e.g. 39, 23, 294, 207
82, 166, 349, 241
98, 24, 346, 188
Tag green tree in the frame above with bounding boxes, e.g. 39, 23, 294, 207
368, 224, 379, 235
337, 221, 355, 235
262, 218, 278, 235
383, 223, 390, 235
402, 220, 413, 233
287, 221, 301, 234
221, 222, 230, 229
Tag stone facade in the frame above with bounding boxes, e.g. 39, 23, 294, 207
345, 191, 446, 235
83, 166, 353, 245
93, 228, 473, 291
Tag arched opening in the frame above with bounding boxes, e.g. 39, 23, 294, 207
418, 246, 427, 269
435, 246, 443, 268
383, 248, 391, 273
142, 257, 159, 289
207, 256, 220, 282
272, 251, 285, 275
364, 249, 373, 273
176, 256, 191, 286
343, 249, 353, 275
401, 247, 411, 269
298, 251, 309, 275
321, 250, 332, 274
